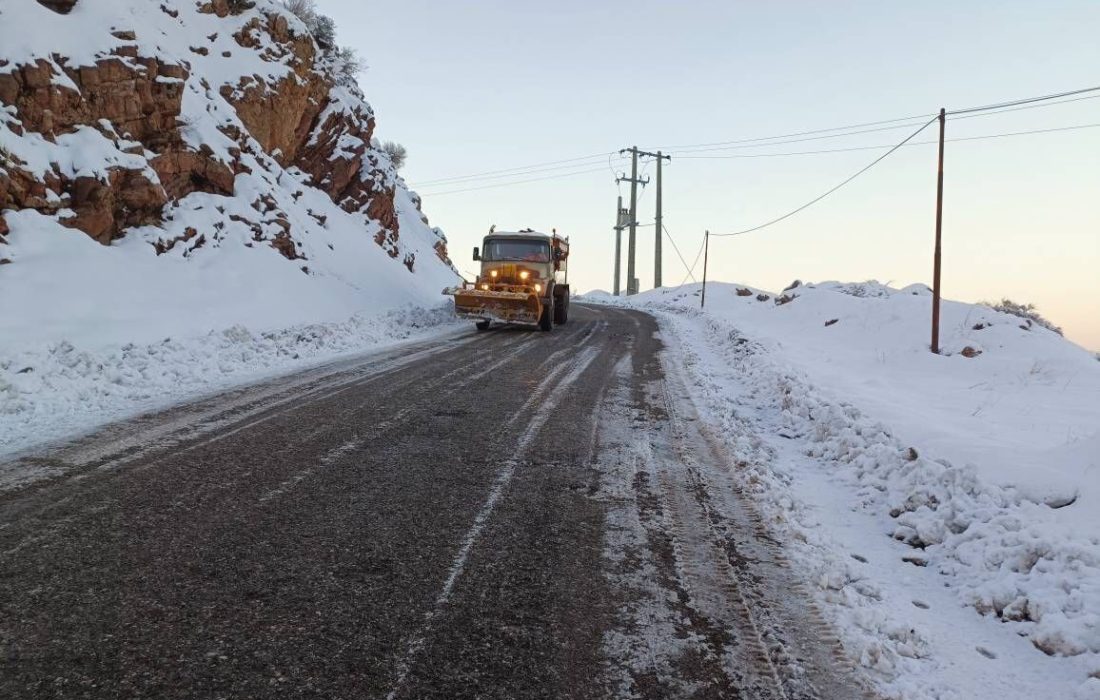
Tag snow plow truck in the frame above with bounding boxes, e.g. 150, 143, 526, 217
444, 228, 570, 331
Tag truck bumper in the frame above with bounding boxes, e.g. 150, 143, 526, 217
444, 286, 544, 326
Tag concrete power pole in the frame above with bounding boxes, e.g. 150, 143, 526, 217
652, 150, 670, 288
617, 147, 649, 295
612, 195, 623, 296
626, 147, 639, 295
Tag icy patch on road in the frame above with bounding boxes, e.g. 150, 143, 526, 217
0, 305, 461, 458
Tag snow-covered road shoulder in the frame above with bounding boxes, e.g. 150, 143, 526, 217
0, 305, 462, 462
582, 283, 1100, 699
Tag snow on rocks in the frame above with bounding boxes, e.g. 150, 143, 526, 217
0, 1, 461, 454
585, 282, 1100, 698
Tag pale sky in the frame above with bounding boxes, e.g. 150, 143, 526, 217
322, 1, 1099, 350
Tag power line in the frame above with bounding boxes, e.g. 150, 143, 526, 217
658, 85, 1100, 154
411, 151, 616, 187
675, 121, 1100, 160
669, 92, 1100, 156
665, 93, 1100, 156
653, 112, 935, 152
410, 85, 1100, 190
413, 155, 627, 188
947, 84, 1100, 116
949, 92, 1100, 121
419, 165, 611, 196
710, 115, 939, 238
667, 119, 933, 155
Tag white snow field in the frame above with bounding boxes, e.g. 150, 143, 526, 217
585, 282, 1100, 699
0, 0, 461, 456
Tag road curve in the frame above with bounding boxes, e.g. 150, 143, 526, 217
0, 304, 867, 699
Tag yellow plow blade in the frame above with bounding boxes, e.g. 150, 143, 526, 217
444, 287, 542, 325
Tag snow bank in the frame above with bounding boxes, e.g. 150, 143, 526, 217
585, 282, 1100, 697
0, 299, 460, 458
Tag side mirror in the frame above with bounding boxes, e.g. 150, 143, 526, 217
553, 249, 565, 261
472, 246, 481, 261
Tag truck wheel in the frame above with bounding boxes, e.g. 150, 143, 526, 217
554, 293, 569, 325
475, 320, 491, 331
539, 298, 553, 332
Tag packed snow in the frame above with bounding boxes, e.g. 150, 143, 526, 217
585, 281, 1100, 699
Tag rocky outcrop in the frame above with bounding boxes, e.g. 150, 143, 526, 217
62, 170, 168, 244
222, 13, 326, 166
0, 51, 198, 242
295, 101, 374, 203
217, 10, 402, 256
0, 0, 444, 278
0, 55, 186, 145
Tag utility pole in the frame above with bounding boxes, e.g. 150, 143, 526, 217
700, 230, 709, 309
931, 107, 946, 354
653, 150, 671, 288
617, 147, 652, 295
612, 195, 625, 296
625, 147, 639, 295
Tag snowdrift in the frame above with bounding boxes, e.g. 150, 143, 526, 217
0, 1, 461, 454
586, 281, 1100, 697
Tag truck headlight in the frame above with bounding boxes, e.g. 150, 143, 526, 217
480, 284, 489, 290
489, 270, 498, 278
519, 271, 530, 280
534, 283, 542, 293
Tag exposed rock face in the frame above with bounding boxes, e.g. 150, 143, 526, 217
0, 52, 194, 242
63, 170, 169, 244
0, 0, 448, 278
0, 55, 186, 146
222, 13, 326, 166
294, 101, 374, 203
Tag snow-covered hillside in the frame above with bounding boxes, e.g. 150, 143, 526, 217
586, 282, 1100, 699
0, 0, 460, 454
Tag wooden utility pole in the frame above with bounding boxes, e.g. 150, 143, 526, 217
931, 108, 946, 354
613, 195, 624, 296
700, 230, 709, 309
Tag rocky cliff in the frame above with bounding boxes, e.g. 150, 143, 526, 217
0, 0, 453, 277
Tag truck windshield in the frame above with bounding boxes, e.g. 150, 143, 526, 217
483, 239, 550, 262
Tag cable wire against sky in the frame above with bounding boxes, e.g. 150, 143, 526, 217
410, 84, 1100, 191
412, 151, 616, 187
421, 166, 611, 196
710, 115, 940, 238
680, 232, 707, 287
677, 121, 1100, 160
415, 119, 1099, 196
661, 224, 698, 284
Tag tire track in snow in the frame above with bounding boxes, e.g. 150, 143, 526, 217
656, 337, 874, 700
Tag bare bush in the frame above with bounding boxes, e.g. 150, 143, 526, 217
332, 46, 365, 87
986, 298, 1063, 336
283, 0, 334, 49
380, 141, 408, 170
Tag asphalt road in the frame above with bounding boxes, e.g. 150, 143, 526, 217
0, 304, 868, 699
